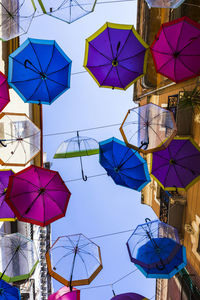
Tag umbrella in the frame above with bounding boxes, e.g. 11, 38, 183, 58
150, 136, 200, 191
0, 72, 10, 112
46, 233, 103, 288
48, 287, 80, 300
99, 137, 151, 191
0, 279, 21, 299
0, 112, 40, 166
5, 165, 71, 226
84, 22, 149, 90
8, 38, 72, 105
111, 293, 148, 300
0, 170, 16, 221
150, 16, 200, 83
54, 132, 99, 181
144, 0, 185, 8
0, 232, 38, 282
38, 0, 97, 24
0, 0, 36, 41
120, 103, 177, 154
127, 219, 187, 278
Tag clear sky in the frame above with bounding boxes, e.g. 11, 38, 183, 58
22, 1, 157, 299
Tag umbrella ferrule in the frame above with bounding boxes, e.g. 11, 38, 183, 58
112, 59, 118, 67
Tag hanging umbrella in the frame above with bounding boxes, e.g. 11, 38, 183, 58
0, 170, 16, 221
127, 219, 187, 278
144, 0, 185, 8
8, 38, 72, 105
0, 279, 21, 299
0, 112, 40, 166
54, 132, 99, 181
0, 0, 36, 41
150, 16, 200, 83
48, 287, 80, 300
111, 293, 148, 300
99, 137, 151, 191
0, 232, 38, 282
38, 0, 97, 24
0, 72, 10, 112
5, 165, 71, 226
46, 234, 103, 288
84, 22, 149, 90
120, 103, 177, 154
150, 136, 200, 191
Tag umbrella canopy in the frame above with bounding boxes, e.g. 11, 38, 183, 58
8, 38, 72, 105
120, 103, 177, 154
0, 112, 40, 166
5, 165, 71, 226
111, 293, 148, 300
145, 0, 185, 8
54, 133, 99, 181
54, 135, 99, 158
0, 72, 10, 112
48, 287, 80, 300
0, 279, 21, 299
46, 234, 103, 287
84, 22, 149, 90
38, 0, 97, 24
150, 136, 200, 191
0, 0, 36, 41
127, 219, 187, 279
99, 137, 151, 191
0, 170, 16, 221
150, 16, 200, 83
0, 232, 38, 282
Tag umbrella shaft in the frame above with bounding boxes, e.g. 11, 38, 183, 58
0, 248, 18, 280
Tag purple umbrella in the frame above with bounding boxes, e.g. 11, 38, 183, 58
151, 16, 200, 83
84, 22, 149, 90
5, 165, 71, 226
150, 137, 200, 191
0, 170, 16, 221
111, 293, 148, 300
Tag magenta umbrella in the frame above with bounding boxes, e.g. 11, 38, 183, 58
5, 165, 71, 226
0, 71, 10, 112
48, 287, 80, 300
150, 16, 200, 83
0, 170, 16, 221
111, 293, 148, 300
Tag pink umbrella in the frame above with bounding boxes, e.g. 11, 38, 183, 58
48, 287, 80, 300
0, 170, 16, 221
150, 16, 200, 83
5, 165, 71, 226
0, 72, 10, 112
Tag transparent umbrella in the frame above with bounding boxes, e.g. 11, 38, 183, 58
0, 112, 40, 166
0, 0, 36, 41
37, 0, 97, 24
0, 232, 38, 282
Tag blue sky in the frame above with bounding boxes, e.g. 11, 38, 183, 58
22, 1, 157, 299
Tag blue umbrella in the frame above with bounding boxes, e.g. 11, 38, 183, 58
99, 137, 150, 191
127, 219, 187, 279
0, 279, 21, 299
8, 38, 72, 105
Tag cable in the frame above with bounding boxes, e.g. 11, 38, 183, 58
64, 173, 107, 182
44, 122, 122, 137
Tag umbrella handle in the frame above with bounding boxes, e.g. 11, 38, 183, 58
0, 141, 7, 147
81, 171, 88, 181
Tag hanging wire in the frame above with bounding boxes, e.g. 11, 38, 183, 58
64, 173, 107, 182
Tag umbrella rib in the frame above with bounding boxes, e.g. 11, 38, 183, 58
27, 80, 43, 102
119, 49, 147, 62
117, 28, 132, 59
78, 249, 100, 264
173, 165, 185, 188
53, 251, 75, 269
29, 39, 44, 73
21, 138, 40, 152
175, 20, 186, 54
162, 26, 174, 53
76, 252, 90, 278
87, 43, 112, 62
119, 170, 147, 183
107, 26, 115, 59
178, 56, 200, 75
101, 153, 114, 170
46, 77, 67, 88
44, 80, 51, 102
44, 41, 56, 74
44, 191, 66, 214
73, 0, 90, 13
100, 66, 114, 86
117, 63, 141, 75
11, 77, 41, 84
157, 56, 174, 72
46, 64, 70, 76
9, 177, 39, 189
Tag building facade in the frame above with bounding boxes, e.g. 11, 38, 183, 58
0, 36, 52, 299
135, 1, 200, 299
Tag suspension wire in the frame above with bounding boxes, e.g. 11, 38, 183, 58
44, 122, 122, 137
79, 268, 138, 290
64, 172, 107, 182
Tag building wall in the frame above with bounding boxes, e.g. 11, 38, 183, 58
134, 0, 200, 299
